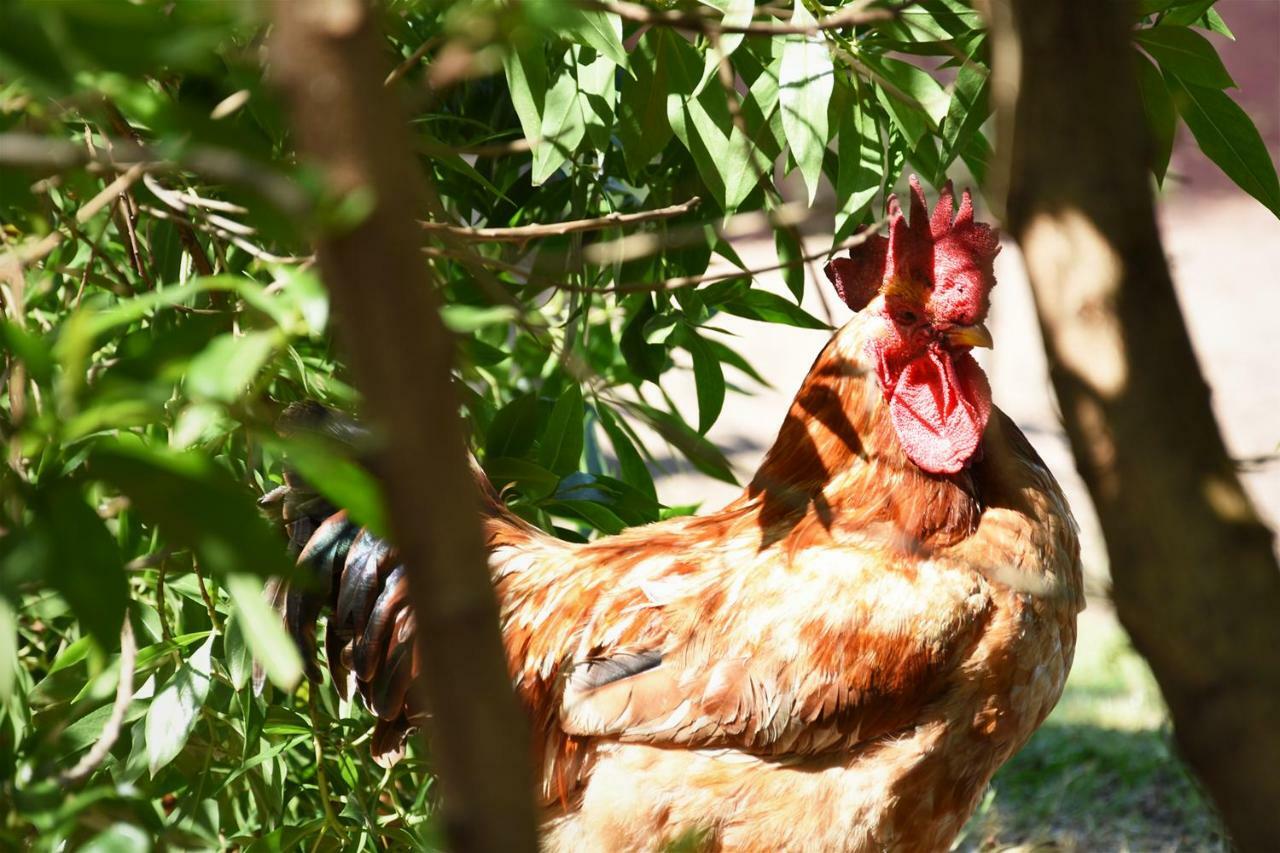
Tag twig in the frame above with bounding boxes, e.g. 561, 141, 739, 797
307, 687, 348, 840
193, 560, 221, 634
384, 36, 441, 87
156, 558, 173, 642
58, 620, 136, 786
0, 133, 310, 217
419, 196, 701, 243
139, 204, 313, 265
564, 223, 885, 294
586, 0, 898, 34
1, 163, 146, 267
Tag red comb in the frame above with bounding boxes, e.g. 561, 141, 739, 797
824, 176, 998, 315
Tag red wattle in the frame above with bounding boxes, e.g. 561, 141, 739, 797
888, 350, 991, 474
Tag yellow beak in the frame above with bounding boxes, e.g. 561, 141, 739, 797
945, 322, 993, 349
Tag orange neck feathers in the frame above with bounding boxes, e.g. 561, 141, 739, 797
746, 314, 982, 549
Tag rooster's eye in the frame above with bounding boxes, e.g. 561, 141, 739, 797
896, 309, 918, 325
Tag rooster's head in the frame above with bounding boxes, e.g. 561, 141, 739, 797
824, 177, 1000, 475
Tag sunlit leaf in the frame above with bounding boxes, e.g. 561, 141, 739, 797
779, 1, 834, 204
146, 634, 213, 775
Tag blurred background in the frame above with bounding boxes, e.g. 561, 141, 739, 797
650, 1, 1278, 847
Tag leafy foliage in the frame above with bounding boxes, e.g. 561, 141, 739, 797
0, 0, 1271, 848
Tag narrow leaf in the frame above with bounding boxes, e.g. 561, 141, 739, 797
779, 1, 835, 204
1168, 74, 1280, 218
538, 385, 585, 475
145, 635, 213, 775
1133, 50, 1176, 182
225, 573, 303, 691
683, 327, 726, 433
91, 439, 296, 580
1136, 25, 1235, 89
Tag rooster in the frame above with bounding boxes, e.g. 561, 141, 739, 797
263, 178, 1084, 852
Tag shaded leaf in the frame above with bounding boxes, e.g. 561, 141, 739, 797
1168, 74, 1280, 218
1134, 50, 1176, 182
225, 573, 303, 691
722, 290, 830, 329
1136, 25, 1234, 89
681, 327, 726, 433
538, 384, 585, 475
90, 438, 296, 580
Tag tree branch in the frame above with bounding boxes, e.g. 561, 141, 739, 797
420, 196, 701, 243
57, 620, 136, 786
988, 1, 1280, 849
269, 3, 538, 851
585, 0, 902, 34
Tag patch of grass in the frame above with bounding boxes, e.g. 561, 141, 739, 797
956, 608, 1230, 852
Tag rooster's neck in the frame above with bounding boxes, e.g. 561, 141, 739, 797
744, 317, 982, 547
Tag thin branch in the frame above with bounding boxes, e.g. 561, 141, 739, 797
57, 620, 136, 786
564, 222, 885, 294
587, 0, 900, 34
419, 196, 701, 243
384, 36, 442, 87
0, 132, 310, 217
0, 163, 146, 267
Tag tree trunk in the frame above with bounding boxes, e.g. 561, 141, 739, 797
986, 0, 1280, 848
269, 3, 539, 851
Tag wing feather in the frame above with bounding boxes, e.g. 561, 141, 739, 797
557, 551, 993, 758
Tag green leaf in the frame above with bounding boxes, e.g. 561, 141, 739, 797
575, 40, 618, 150
774, 225, 806, 302
1201, 8, 1234, 40
224, 573, 303, 691
486, 394, 540, 459
90, 439, 296, 580
665, 32, 772, 210
0, 319, 54, 384
186, 330, 279, 403
440, 304, 518, 333
145, 634, 213, 775
940, 60, 989, 169
865, 55, 948, 145
0, 598, 17, 704
619, 31, 675, 177
620, 296, 668, 382
779, 1, 834, 204
722, 290, 830, 329
1161, 0, 1220, 29
503, 44, 547, 148
532, 57, 587, 184
1133, 50, 1176, 182
538, 384, 585, 475
1136, 25, 1235, 89
705, 338, 771, 388
1167, 75, 1280, 218
642, 312, 680, 345
80, 824, 151, 853
629, 402, 738, 485
700, 0, 754, 58
484, 456, 560, 501
564, 8, 627, 68
544, 499, 626, 535
269, 435, 389, 538
682, 327, 726, 433
594, 403, 657, 501
835, 96, 883, 243
34, 481, 128, 650
223, 609, 252, 691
